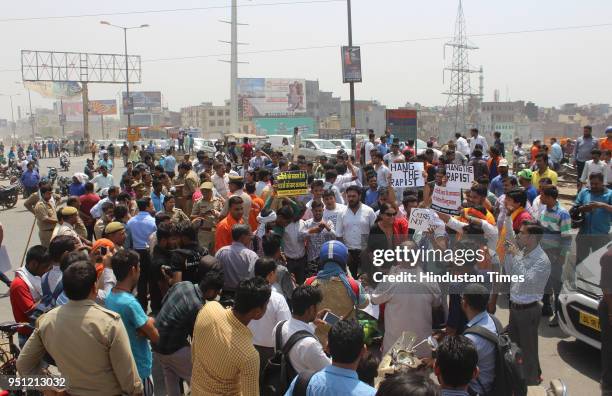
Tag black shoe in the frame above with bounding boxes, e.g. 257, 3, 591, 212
549, 315, 559, 327
541, 304, 553, 317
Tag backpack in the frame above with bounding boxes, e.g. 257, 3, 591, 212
29, 275, 63, 324
463, 315, 527, 396
261, 320, 316, 396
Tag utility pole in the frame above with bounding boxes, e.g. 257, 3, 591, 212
82, 82, 89, 141
347, 0, 356, 153
124, 27, 131, 131
230, 0, 238, 134
27, 89, 35, 142
59, 98, 66, 138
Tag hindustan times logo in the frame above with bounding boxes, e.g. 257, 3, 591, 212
372, 246, 486, 267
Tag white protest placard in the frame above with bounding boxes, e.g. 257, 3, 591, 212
431, 185, 462, 215
390, 162, 425, 188
445, 164, 474, 189
408, 208, 432, 232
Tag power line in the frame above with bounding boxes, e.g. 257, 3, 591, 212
142, 22, 612, 63
1, 21, 611, 72
0, 0, 345, 23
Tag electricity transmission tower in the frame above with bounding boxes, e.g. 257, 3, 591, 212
443, 0, 479, 136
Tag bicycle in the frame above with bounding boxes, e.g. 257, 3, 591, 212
0, 321, 32, 395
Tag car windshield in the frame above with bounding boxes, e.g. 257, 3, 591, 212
311, 140, 338, 149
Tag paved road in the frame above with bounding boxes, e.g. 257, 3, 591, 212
0, 154, 601, 395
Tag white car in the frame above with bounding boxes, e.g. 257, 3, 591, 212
415, 139, 443, 159
192, 138, 216, 154
330, 139, 354, 156
559, 240, 612, 349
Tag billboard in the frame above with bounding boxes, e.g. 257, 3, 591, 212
89, 100, 117, 115
386, 109, 417, 141
254, 117, 315, 135
341, 46, 362, 83
121, 91, 162, 114
24, 81, 82, 99
238, 78, 306, 117
62, 101, 84, 122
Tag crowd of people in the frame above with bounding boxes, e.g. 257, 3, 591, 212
3, 126, 612, 396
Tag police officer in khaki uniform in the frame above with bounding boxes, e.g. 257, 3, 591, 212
175, 162, 199, 217
33, 184, 58, 247
191, 181, 224, 251
17, 260, 143, 396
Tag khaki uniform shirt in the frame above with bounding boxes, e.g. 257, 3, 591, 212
94, 218, 109, 240
192, 197, 224, 229
16, 299, 143, 396
34, 200, 57, 232
183, 171, 199, 199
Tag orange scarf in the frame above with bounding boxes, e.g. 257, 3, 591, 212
496, 207, 525, 263
458, 207, 496, 226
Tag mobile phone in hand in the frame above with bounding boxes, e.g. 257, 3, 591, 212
322, 311, 341, 326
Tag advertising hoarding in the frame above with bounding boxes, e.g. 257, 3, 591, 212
341, 46, 362, 83
121, 91, 162, 113
62, 101, 84, 122
89, 100, 117, 115
386, 109, 417, 141
238, 78, 306, 117
254, 117, 315, 135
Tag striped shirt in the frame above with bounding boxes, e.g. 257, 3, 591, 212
538, 202, 572, 253
191, 301, 259, 396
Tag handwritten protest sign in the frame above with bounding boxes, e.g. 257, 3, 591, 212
431, 185, 462, 215
445, 164, 474, 189
276, 171, 308, 197
390, 162, 425, 188
408, 208, 432, 232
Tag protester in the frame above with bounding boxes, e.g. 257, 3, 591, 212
574, 125, 599, 192
191, 277, 270, 395
285, 319, 376, 396
434, 336, 479, 396
106, 250, 159, 395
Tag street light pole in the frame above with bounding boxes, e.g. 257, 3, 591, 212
347, 0, 356, 153
100, 21, 149, 133
123, 27, 131, 131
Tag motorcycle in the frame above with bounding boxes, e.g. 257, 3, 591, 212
45, 167, 58, 187
56, 176, 71, 197
60, 156, 70, 172
0, 184, 19, 209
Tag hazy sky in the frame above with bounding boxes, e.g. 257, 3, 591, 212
0, 0, 611, 120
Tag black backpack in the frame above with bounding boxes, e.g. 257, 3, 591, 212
463, 315, 527, 396
261, 320, 316, 396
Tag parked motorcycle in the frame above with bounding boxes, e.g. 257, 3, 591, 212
56, 176, 71, 197
45, 167, 58, 187
0, 184, 19, 209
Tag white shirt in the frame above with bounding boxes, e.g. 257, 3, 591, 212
275, 318, 331, 374
91, 173, 115, 192
255, 180, 268, 197
282, 220, 308, 259
323, 203, 347, 230
456, 136, 470, 156
324, 182, 345, 205
43, 265, 63, 294
529, 195, 545, 219
371, 266, 442, 355
383, 151, 404, 164
51, 223, 82, 246
447, 216, 498, 251
580, 159, 607, 186
375, 164, 391, 188
336, 204, 377, 250
248, 289, 291, 348
469, 135, 489, 155
212, 173, 230, 198
364, 141, 375, 164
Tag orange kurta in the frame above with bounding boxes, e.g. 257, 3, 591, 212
248, 194, 264, 232
214, 215, 244, 253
